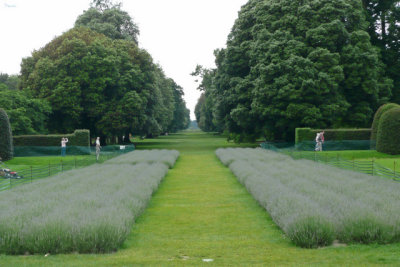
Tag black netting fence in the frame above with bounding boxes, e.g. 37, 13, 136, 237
0, 145, 135, 191
13, 145, 135, 157
260, 140, 372, 152
260, 141, 400, 181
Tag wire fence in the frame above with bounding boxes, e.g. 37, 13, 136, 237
0, 145, 135, 192
260, 143, 400, 182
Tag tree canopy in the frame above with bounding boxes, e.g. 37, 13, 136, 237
195, 0, 393, 141
17, 1, 190, 140
20, 27, 189, 139
75, 0, 139, 44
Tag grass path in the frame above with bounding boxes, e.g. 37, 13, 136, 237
1, 132, 400, 266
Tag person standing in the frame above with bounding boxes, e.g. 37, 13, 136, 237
320, 131, 325, 151
315, 132, 321, 151
61, 137, 68, 157
95, 137, 101, 161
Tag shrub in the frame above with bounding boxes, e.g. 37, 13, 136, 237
286, 217, 335, 248
370, 103, 400, 149
105, 149, 179, 168
0, 149, 179, 254
376, 108, 400, 154
295, 128, 371, 143
216, 148, 400, 247
13, 129, 90, 146
0, 108, 13, 161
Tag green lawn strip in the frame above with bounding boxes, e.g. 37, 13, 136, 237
4, 155, 94, 172
1, 131, 400, 266
289, 150, 399, 159
288, 150, 400, 172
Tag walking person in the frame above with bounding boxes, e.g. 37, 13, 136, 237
61, 137, 68, 157
95, 137, 101, 161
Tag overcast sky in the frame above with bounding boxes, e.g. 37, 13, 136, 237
0, 0, 248, 119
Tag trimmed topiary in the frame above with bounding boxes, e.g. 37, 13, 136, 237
0, 108, 13, 161
13, 129, 90, 146
376, 108, 400, 155
370, 103, 400, 149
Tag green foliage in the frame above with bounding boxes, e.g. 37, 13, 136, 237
13, 129, 90, 147
0, 89, 51, 135
0, 73, 19, 90
295, 128, 313, 143
363, 0, 400, 103
295, 128, 371, 143
197, 0, 392, 141
0, 108, 13, 161
20, 27, 189, 139
195, 93, 217, 132
370, 103, 400, 149
75, 0, 139, 44
376, 108, 400, 154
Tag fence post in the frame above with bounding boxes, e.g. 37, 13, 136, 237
371, 159, 374, 176
30, 166, 33, 183
48, 163, 50, 176
394, 161, 396, 179
61, 160, 63, 172
336, 153, 339, 167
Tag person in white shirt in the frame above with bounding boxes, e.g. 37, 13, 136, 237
61, 137, 68, 157
315, 132, 324, 151
95, 137, 101, 161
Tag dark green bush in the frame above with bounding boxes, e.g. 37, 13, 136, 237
0, 108, 13, 161
13, 129, 90, 147
370, 103, 400, 149
376, 108, 400, 155
295, 128, 371, 143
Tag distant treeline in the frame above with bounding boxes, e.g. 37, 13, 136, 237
0, 0, 190, 143
194, 0, 400, 142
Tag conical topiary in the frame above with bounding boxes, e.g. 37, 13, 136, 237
0, 108, 13, 161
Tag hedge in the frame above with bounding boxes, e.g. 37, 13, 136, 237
295, 128, 371, 143
0, 108, 13, 161
13, 130, 90, 147
376, 108, 400, 155
370, 103, 400, 149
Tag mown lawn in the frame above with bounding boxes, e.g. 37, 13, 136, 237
1, 131, 399, 266
4, 155, 93, 171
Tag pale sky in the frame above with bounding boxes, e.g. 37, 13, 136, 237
0, 0, 248, 119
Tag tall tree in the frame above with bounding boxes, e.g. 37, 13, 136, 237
20, 27, 189, 140
199, 0, 392, 141
362, 0, 400, 103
